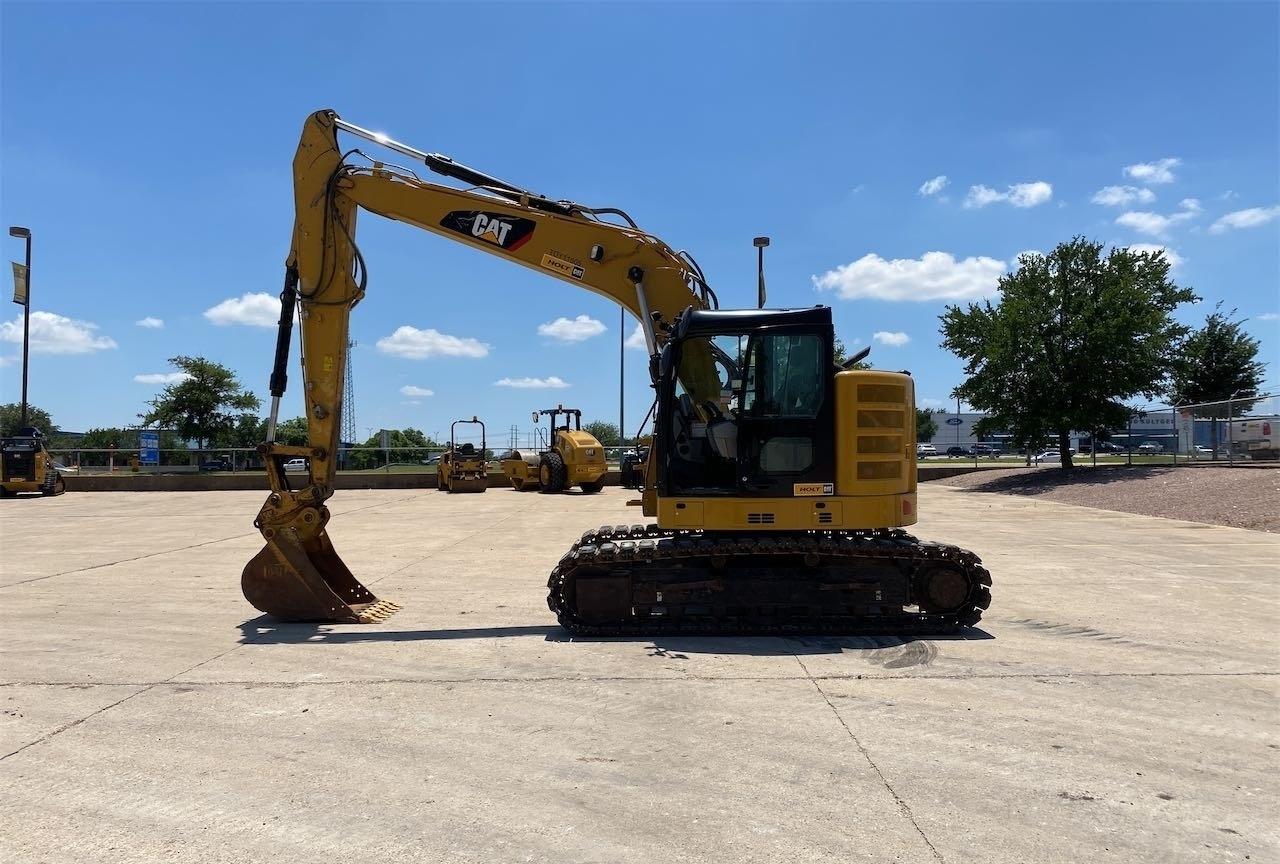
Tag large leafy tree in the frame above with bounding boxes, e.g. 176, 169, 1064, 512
940, 239, 1196, 468
1170, 305, 1266, 452
347, 427, 438, 469
0, 402, 54, 436
583, 420, 622, 446
915, 408, 938, 443
272, 416, 311, 447
139, 356, 261, 449
1171, 304, 1266, 413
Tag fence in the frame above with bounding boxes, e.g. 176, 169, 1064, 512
47, 445, 641, 476
1170, 392, 1280, 464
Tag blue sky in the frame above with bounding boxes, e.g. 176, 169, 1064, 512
2, 2, 1277, 444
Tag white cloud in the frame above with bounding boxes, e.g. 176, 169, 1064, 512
135, 316, 165, 329
1124, 157, 1180, 185
399, 385, 434, 397
1209, 205, 1280, 235
0, 311, 117, 354
1091, 186, 1155, 207
873, 331, 910, 347
401, 400, 422, 406
376, 326, 490, 359
0, 356, 15, 367
133, 372, 191, 385
203, 292, 278, 327
625, 323, 648, 351
1115, 199, 1200, 237
919, 398, 947, 410
1126, 244, 1185, 270
493, 375, 569, 389
813, 252, 1006, 302
537, 314, 607, 343
963, 181, 1052, 209
1254, 312, 1279, 321
1220, 190, 1239, 201
918, 175, 949, 197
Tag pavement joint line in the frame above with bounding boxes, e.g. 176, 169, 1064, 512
0, 492, 426, 591
0, 494, 515, 760
793, 654, 946, 863
2, 670, 1277, 688
0, 636, 260, 763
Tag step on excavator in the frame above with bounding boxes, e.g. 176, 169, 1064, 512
501, 405, 607, 494
240, 109, 992, 633
437, 417, 488, 493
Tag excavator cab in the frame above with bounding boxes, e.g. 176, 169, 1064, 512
438, 417, 488, 493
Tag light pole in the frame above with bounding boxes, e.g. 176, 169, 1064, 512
9, 227, 31, 428
619, 306, 625, 446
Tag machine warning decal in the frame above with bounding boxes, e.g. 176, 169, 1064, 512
440, 211, 536, 251
794, 483, 835, 496
541, 252, 585, 280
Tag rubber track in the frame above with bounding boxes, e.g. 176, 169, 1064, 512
546, 524, 992, 637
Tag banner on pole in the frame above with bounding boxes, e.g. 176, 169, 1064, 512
12, 262, 28, 305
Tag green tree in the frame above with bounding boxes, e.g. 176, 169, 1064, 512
0, 403, 54, 436
583, 420, 622, 446
833, 337, 871, 370
139, 356, 261, 449
940, 239, 1196, 468
916, 408, 938, 443
211, 413, 266, 449
51, 427, 185, 466
1170, 305, 1266, 451
348, 427, 437, 469
273, 417, 311, 447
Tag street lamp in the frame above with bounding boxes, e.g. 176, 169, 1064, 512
8, 227, 31, 429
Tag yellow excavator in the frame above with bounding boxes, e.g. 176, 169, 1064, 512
501, 405, 607, 493
437, 417, 488, 493
240, 109, 992, 633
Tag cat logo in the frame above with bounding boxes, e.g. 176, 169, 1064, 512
439, 210, 536, 251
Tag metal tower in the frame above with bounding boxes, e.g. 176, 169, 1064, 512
341, 339, 357, 447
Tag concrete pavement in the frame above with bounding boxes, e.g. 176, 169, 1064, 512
1, 486, 1276, 863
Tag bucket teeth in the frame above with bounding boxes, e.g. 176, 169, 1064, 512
357, 600, 402, 623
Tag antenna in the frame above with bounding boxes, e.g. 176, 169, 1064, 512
753, 236, 770, 309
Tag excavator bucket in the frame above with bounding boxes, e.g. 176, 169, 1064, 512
241, 527, 399, 623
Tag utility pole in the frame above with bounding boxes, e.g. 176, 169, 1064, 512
619, 306, 625, 445
9, 227, 32, 428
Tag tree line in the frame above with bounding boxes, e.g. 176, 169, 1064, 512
939, 238, 1266, 468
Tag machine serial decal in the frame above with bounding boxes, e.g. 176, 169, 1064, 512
541, 252, 585, 280
794, 483, 835, 496
440, 211, 535, 251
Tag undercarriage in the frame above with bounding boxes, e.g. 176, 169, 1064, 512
547, 525, 992, 636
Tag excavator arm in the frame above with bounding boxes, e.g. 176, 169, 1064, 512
242, 109, 716, 623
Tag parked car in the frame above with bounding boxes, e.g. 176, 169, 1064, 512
1081, 440, 1124, 454
199, 456, 231, 472
1032, 450, 1062, 465
1137, 442, 1163, 454
970, 443, 1003, 457
945, 446, 968, 458
421, 454, 442, 466
283, 458, 308, 472
916, 443, 938, 457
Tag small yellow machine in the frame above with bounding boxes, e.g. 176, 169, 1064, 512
501, 406, 607, 494
0, 427, 65, 497
438, 417, 488, 493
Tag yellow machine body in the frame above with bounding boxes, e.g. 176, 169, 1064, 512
0, 433, 65, 497
240, 110, 990, 633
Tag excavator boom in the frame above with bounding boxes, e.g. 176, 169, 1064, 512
242, 110, 714, 623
